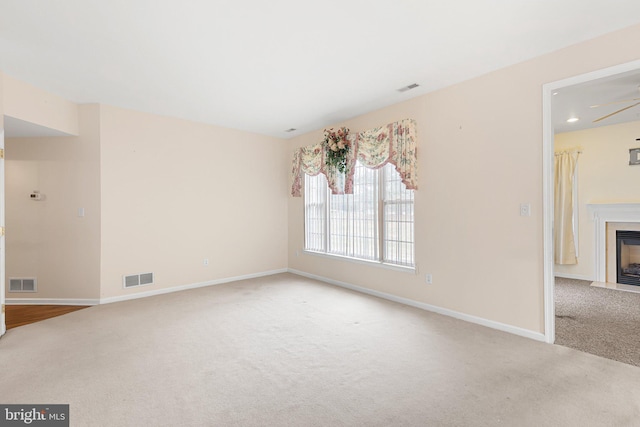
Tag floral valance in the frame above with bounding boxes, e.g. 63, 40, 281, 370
290, 118, 418, 196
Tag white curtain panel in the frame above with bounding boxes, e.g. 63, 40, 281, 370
554, 150, 580, 265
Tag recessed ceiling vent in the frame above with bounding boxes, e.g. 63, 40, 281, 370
123, 272, 154, 289
398, 83, 420, 93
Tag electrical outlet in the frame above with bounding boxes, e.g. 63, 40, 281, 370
425, 273, 432, 284
203, 259, 210, 266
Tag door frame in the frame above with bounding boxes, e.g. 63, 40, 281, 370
542, 58, 640, 344
0, 129, 4, 336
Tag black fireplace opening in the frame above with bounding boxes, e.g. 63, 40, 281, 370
616, 230, 640, 286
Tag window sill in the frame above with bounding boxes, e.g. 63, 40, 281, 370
302, 250, 416, 274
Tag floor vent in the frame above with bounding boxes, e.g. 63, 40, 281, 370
123, 272, 154, 289
9, 277, 37, 292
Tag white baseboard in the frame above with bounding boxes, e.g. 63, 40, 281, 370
5, 298, 100, 306
99, 268, 288, 305
288, 268, 546, 343
554, 272, 594, 281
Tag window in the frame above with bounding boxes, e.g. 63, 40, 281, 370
304, 161, 414, 268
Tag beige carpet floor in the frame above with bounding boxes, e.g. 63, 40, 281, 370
555, 277, 640, 367
2, 273, 640, 426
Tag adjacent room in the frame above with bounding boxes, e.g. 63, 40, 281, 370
1, 1, 640, 425
552, 70, 640, 366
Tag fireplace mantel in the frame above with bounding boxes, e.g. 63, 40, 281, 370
587, 203, 640, 220
587, 203, 640, 282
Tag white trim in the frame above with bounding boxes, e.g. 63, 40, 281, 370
545, 59, 640, 92
99, 268, 288, 304
5, 269, 288, 307
587, 203, 640, 218
591, 281, 640, 294
554, 272, 594, 281
572, 162, 580, 258
0, 129, 5, 337
302, 249, 416, 274
542, 81, 556, 344
587, 203, 640, 282
542, 59, 640, 345
5, 298, 99, 306
289, 269, 546, 342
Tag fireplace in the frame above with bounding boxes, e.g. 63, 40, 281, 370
588, 204, 640, 284
616, 230, 640, 286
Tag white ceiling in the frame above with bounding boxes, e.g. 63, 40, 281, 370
553, 69, 640, 134
1, 0, 640, 139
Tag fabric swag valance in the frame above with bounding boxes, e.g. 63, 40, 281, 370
291, 118, 418, 196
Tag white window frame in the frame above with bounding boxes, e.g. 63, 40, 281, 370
303, 162, 415, 269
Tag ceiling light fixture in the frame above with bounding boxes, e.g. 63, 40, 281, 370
566, 117, 579, 123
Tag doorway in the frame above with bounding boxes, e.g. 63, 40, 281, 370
0, 128, 4, 336
0, 118, 94, 334
543, 59, 640, 345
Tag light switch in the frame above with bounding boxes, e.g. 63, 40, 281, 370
78, 208, 85, 217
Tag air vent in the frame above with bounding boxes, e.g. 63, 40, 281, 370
9, 277, 37, 293
398, 83, 420, 92
123, 272, 154, 289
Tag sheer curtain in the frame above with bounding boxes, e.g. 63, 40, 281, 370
554, 149, 580, 265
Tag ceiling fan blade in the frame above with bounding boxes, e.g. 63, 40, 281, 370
593, 101, 640, 123
590, 97, 640, 108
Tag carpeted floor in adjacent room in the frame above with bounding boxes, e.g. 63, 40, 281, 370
2, 273, 640, 426
555, 277, 640, 367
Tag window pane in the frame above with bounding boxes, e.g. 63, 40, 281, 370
329, 193, 350, 255
382, 163, 415, 267
304, 173, 327, 252
349, 163, 378, 260
327, 163, 378, 260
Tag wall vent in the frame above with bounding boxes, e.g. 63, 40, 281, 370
123, 272, 154, 289
397, 83, 420, 92
9, 277, 37, 293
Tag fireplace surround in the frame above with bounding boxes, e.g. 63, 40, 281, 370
616, 230, 640, 286
588, 203, 640, 284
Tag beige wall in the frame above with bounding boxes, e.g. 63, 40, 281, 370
1, 72, 4, 334
99, 105, 288, 299
5, 104, 101, 299
0, 71, 4, 128
2, 73, 78, 136
2, 79, 289, 302
289, 23, 640, 334
555, 120, 640, 280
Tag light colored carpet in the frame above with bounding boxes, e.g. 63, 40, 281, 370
555, 277, 640, 367
2, 273, 640, 426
